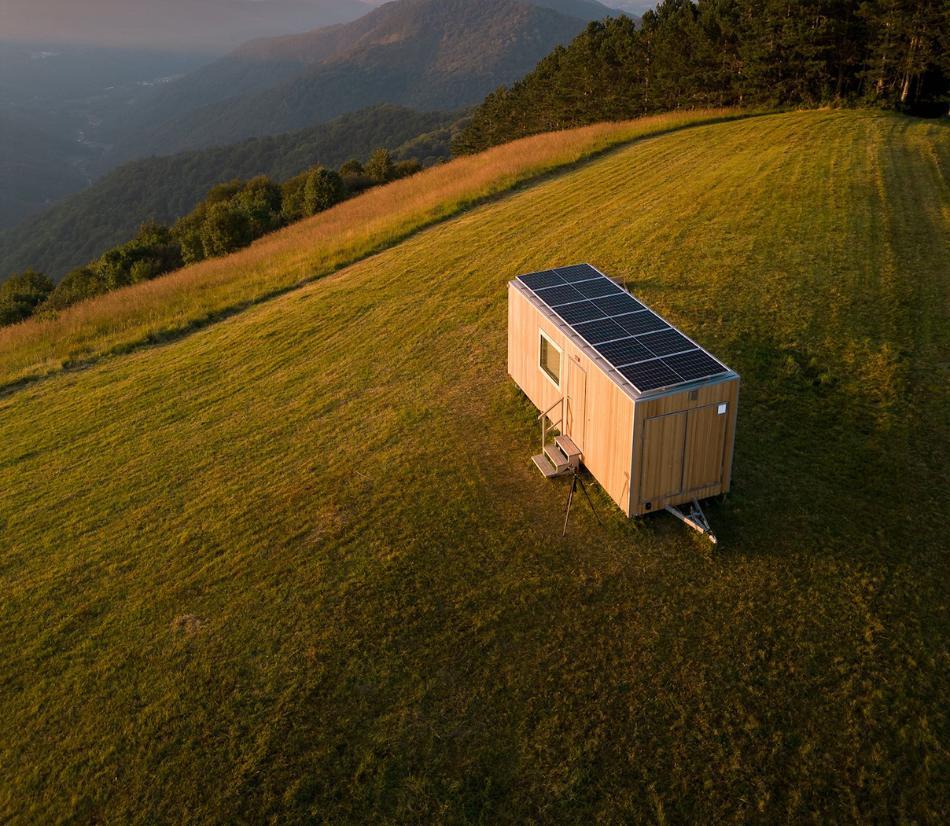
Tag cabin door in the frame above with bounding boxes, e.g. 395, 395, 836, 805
566, 359, 587, 451
639, 411, 687, 505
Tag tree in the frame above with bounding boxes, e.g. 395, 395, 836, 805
200, 202, 253, 258
303, 167, 346, 215
339, 158, 364, 176
173, 208, 210, 265
280, 172, 309, 223
44, 266, 108, 312
204, 180, 245, 205
234, 176, 283, 236
365, 148, 396, 183
393, 159, 423, 179
0, 269, 54, 326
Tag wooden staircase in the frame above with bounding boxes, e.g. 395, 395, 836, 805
532, 398, 582, 477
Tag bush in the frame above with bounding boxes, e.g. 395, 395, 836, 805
365, 148, 395, 183
393, 159, 423, 179
43, 266, 109, 312
0, 269, 54, 326
281, 172, 308, 223
200, 202, 253, 258
235, 176, 283, 236
303, 167, 346, 215
339, 159, 364, 176
173, 210, 208, 265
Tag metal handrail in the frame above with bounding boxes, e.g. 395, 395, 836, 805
538, 397, 563, 453
538, 398, 562, 421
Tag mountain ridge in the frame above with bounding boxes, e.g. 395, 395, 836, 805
113, 0, 596, 158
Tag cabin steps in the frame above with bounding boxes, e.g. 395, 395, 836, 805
554, 435, 582, 463
533, 435, 582, 479
532, 453, 562, 478
543, 442, 570, 471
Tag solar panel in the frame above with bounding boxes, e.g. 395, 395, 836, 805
594, 337, 653, 368
637, 328, 694, 357
618, 359, 682, 391
614, 311, 668, 336
663, 350, 727, 382
573, 317, 628, 345
573, 278, 624, 299
518, 270, 563, 290
555, 264, 600, 283
513, 264, 734, 394
534, 283, 585, 307
553, 301, 608, 325
592, 293, 644, 317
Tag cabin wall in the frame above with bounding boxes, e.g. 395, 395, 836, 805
508, 284, 636, 514
628, 377, 739, 516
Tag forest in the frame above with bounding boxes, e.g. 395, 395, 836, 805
453, 0, 949, 153
0, 150, 419, 326
0, 106, 460, 283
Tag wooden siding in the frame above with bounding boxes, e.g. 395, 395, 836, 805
628, 377, 739, 515
508, 285, 636, 513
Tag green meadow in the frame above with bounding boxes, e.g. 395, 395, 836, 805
1, 110, 947, 822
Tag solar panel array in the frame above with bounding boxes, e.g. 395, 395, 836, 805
516, 264, 729, 393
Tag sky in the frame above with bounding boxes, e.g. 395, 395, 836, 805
0, 0, 656, 53
0, 0, 372, 53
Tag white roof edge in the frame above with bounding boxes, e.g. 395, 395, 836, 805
509, 268, 739, 401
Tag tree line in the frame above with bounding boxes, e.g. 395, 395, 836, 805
0, 150, 420, 327
453, 0, 949, 154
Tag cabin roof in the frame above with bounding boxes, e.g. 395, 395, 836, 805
510, 263, 738, 399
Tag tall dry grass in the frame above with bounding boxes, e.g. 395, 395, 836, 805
0, 109, 741, 389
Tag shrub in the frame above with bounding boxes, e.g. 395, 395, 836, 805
281, 172, 308, 223
0, 269, 54, 326
43, 266, 109, 312
200, 202, 253, 258
303, 167, 346, 215
393, 159, 423, 179
173, 209, 209, 265
365, 148, 395, 183
339, 158, 364, 176
235, 176, 283, 236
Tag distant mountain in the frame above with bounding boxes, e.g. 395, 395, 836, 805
0, 1, 373, 54
531, 0, 629, 18
605, 1, 655, 14
113, 0, 593, 159
0, 105, 459, 281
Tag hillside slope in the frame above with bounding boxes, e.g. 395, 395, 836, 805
115, 0, 590, 158
0, 111, 947, 822
0, 105, 459, 281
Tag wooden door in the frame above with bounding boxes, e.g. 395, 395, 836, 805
639, 411, 687, 504
566, 360, 587, 451
683, 403, 729, 492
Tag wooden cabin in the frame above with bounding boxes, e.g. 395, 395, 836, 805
508, 264, 739, 525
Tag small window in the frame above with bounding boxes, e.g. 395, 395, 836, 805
539, 331, 561, 387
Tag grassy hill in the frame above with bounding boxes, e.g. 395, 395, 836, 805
1, 110, 947, 822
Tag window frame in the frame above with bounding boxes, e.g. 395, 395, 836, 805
538, 329, 562, 390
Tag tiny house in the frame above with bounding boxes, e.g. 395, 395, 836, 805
508, 263, 738, 538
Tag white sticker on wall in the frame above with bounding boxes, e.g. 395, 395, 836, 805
718, 403, 727, 415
